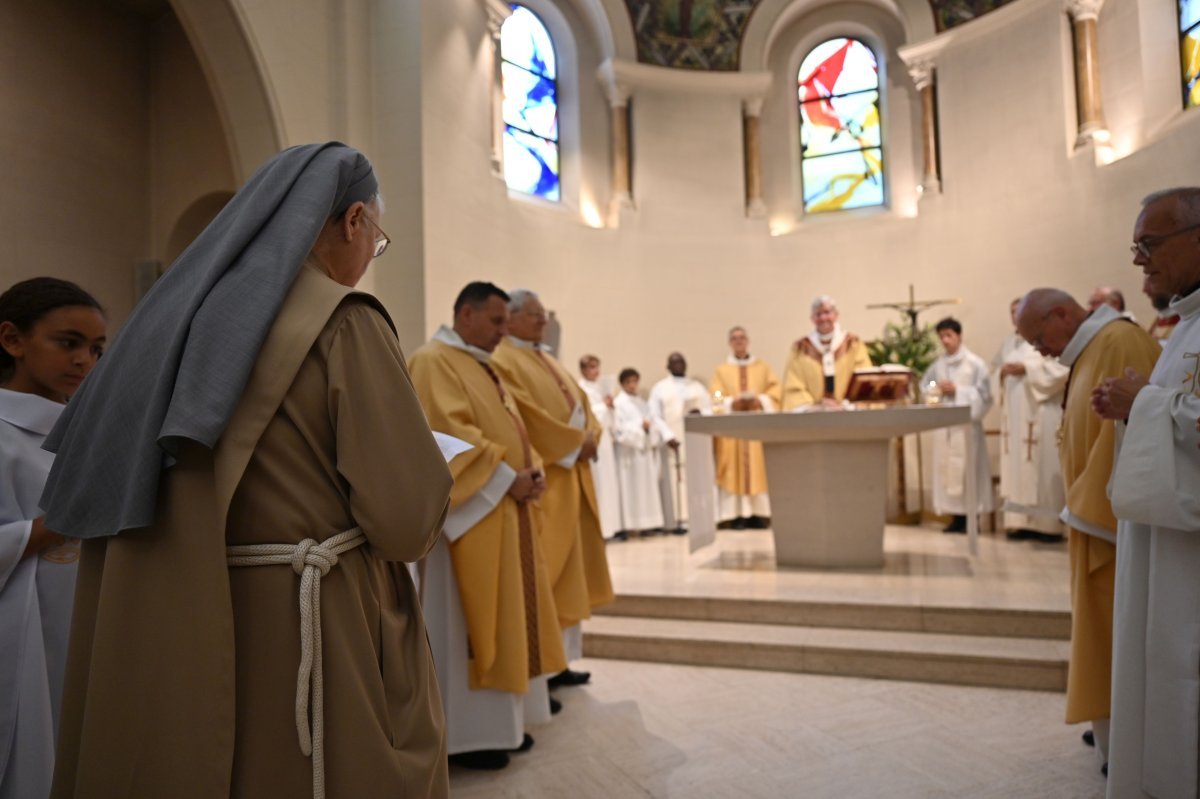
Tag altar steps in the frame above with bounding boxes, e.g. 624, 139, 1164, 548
582, 595, 1070, 692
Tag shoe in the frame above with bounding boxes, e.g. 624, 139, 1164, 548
1102, 763, 1108, 778
943, 515, 967, 534
548, 668, 591, 688
747, 516, 770, 529
1031, 532, 1065, 544
510, 733, 534, 753
670, 526, 688, 536
716, 520, 735, 530
449, 750, 510, 770
549, 696, 562, 715
1006, 529, 1035, 541
610, 531, 629, 542
731, 517, 748, 530
1082, 729, 1095, 747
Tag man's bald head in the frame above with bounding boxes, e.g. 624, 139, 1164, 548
1016, 288, 1088, 358
1088, 286, 1125, 312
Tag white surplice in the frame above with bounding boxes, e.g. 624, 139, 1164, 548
991, 333, 1069, 533
612, 391, 664, 531
648, 375, 711, 528
923, 347, 994, 515
577, 376, 621, 539
0, 388, 75, 799
416, 328, 550, 756
1106, 288, 1200, 799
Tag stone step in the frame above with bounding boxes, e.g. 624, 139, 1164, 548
582, 615, 1069, 692
595, 593, 1071, 640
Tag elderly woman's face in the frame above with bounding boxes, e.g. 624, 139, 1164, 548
323, 200, 382, 288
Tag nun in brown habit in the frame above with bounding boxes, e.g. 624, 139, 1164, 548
43, 143, 453, 798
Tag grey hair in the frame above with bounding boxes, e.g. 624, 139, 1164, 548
507, 288, 539, 314
1142, 187, 1200, 227
728, 325, 747, 338
811, 295, 837, 314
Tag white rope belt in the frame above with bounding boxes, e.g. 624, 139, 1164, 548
227, 527, 367, 799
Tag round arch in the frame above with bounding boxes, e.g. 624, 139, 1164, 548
165, 191, 236, 264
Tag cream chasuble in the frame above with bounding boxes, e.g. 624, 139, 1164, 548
992, 333, 1069, 533
923, 347, 994, 515
781, 327, 872, 409
648, 375, 711, 527
577, 377, 621, 539
709, 357, 781, 521
491, 338, 614, 636
1056, 307, 1161, 729
1107, 287, 1200, 799
409, 330, 564, 754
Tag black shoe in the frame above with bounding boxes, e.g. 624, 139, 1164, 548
610, 531, 629, 542
747, 516, 770, 529
1102, 763, 1108, 777
1082, 729, 1095, 747
1006, 529, 1035, 541
510, 733, 534, 753
1031, 532, 1065, 544
449, 750, 510, 770
731, 517, 749, 530
943, 515, 967, 534
549, 696, 562, 715
548, 668, 591, 688
670, 526, 688, 536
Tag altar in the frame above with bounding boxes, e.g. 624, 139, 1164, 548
684, 405, 976, 568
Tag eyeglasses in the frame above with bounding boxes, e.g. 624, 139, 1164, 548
1131, 221, 1200, 259
363, 214, 390, 258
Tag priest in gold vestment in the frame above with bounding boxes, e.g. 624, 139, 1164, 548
409, 282, 567, 770
1016, 288, 1160, 765
782, 296, 872, 409
491, 289, 613, 687
709, 326, 781, 528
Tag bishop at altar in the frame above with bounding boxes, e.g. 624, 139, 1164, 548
782, 295, 872, 409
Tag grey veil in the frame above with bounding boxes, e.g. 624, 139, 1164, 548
40, 142, 378, 539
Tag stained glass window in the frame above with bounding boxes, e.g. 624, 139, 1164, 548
797, 38, 884, 213
501, 6, 560, 201
1182, 0, 1200, 108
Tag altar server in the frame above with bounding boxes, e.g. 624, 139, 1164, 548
1017, 287, 1159, 771
782, 295, 872, 409
993, 298, 1069, 542
923, 317, 993, 533
709, 326, 781, 529
648, 352, 710, 531
577, 355, 621, 539
611, 368, 664, 534
0, 278, 105, 799
409, 282, 566, 770
1093, 187, 1200, 798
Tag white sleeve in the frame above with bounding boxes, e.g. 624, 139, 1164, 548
1023, 355, 1069, 404
1111, 385, 1200, 530
442, 462, 517, 542
0, 519, 33, 591
956, 360, 993, 422
611, 399, 645, 447
554, 402, 586, 468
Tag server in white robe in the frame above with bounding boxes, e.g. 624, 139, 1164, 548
992, 299, 1069, 541
576, 355, 621, 539
923, 317, 994, 532
612, 369, 665, 533
1095, 187, 1200, 799
648, 352, 711, 531
0, 277, 106, 799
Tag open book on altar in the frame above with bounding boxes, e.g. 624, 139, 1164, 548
844, 366, 913, 404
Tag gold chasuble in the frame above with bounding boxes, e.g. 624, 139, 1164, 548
491, 339, 614, 627
709, 358, 781, 496
409, 340, 566, 693
781, 334, 872, 409
1058, 313, 1160, 723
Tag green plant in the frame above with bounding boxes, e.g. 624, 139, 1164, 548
867, 318, 939, 377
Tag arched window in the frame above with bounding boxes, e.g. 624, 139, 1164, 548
1183, 0, 1199, 108
501, 6, 560, 201
797, 38, 884, 213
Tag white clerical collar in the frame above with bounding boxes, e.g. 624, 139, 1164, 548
1059, 305, 1121, 367
727, 354, 756, 366
0, 387, 64, 435
506, 335, 552, 353
807, 324, 847, 353
1169, 285, 1200, 321
433, 325, 493, 365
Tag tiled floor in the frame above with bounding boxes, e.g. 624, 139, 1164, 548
449, 658, 1106, 798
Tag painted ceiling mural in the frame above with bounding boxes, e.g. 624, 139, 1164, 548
621, 0, 1024, 71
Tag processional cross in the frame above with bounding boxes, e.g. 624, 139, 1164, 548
865, 284, 961, 331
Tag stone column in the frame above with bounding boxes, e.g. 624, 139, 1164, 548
907, 60, 941, 195
1066, 0, 1108, 147
605, 82, 634, 225
743, 97, 767, 217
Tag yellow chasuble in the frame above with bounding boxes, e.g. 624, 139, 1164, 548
781, 334, 873, 409
408, 340, 566, 694
709, 358, 781, 496
1058, 316, 1161, 723
491, 339, 614, 627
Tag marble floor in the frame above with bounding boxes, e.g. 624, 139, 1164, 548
601, 524, 1071, 612
449, 658, 1106, 798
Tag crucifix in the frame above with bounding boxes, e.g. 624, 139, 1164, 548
1023, 421, 1037, 462
865, 283, 961, 331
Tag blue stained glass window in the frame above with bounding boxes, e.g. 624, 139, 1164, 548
1182, 0, 1200, 31
501, 6, 560, 201
798, 39, 884, 214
